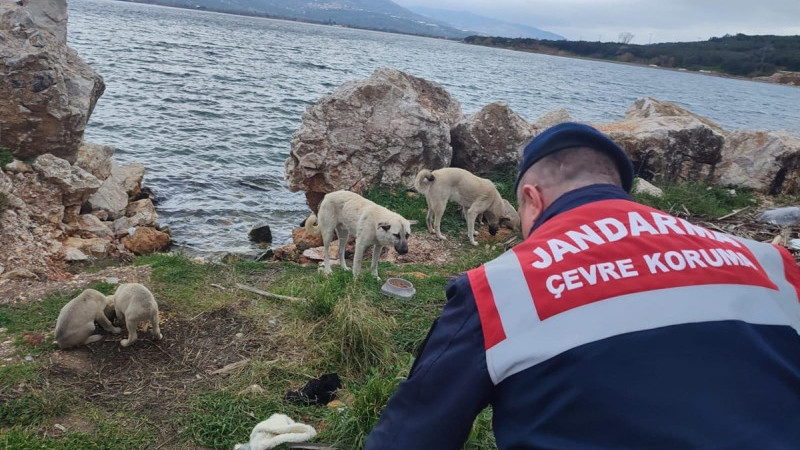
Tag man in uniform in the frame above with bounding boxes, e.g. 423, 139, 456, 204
365, 122, 800, 449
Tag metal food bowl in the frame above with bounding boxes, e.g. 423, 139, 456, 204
381, 277, 416, 300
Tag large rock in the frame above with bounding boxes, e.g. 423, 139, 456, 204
596, 98, 726, 184
74, 141, 114, 180
717, 131, 800, 195
532, 108, 574, 132
121, 227, 170, 255
0, 0, 105, 161
285, 68, 462, 212
88, 161, 145, 219
450, 102, 533, 176
33, 153, 101, 207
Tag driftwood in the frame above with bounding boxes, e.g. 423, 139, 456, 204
208, 358, 250, 375
235, 283, 307, 302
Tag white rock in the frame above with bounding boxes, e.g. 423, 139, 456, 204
633, 178, 664, 198
64, 248, 88, 261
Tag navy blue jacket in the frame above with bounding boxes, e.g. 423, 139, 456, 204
365, 184, 800, 449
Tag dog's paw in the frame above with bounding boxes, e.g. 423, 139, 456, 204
111, 327, 122, 334
154, 332, 163, 340
120, 339, 131, 347
470, 240, 479, 246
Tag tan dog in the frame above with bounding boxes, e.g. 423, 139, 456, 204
109, 283, 162, 347
55, 289, 121, 349
415, 168, 510, 245
306, 190, 411, 279
475, 198, 520, 233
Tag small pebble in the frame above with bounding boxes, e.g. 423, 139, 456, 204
24, 355, 33, 361
54, 424, 67, 432
235, 332, 243, 338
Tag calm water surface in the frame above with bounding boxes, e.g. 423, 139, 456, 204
67, 0, 800, 255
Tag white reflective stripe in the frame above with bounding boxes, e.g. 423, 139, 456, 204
486, 283, 796, 384
737, 239, 800, 330
484, 250, 541, 335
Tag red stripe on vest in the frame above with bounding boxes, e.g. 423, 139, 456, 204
468, 266, 506, 349
776, 245, 800, 303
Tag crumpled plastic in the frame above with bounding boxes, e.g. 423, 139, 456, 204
755, 206, 800, 227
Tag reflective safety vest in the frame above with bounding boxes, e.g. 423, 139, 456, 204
468, 199, 800, 385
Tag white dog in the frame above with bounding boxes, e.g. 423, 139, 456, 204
109, 283, 162, 347
55, 289, 121, 349
306, 190, 411, 279
415, 168, 510, 245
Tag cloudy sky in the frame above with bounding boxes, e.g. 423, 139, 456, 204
393, 0, 800, 43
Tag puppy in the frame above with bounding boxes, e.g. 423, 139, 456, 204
305, 190, 411, 279
415, 168, 509, 246
109, 283, 162, 347
55, 289, 121, 349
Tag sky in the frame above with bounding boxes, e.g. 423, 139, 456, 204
393, 0, 800, 44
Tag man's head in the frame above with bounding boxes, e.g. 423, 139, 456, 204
515, 122, 634, 238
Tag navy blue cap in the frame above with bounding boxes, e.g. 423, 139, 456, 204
515, 122, 634, 193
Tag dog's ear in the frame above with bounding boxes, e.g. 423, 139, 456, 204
378, 222, 391, 232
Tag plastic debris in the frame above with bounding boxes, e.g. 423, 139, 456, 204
755, 206, 800, 226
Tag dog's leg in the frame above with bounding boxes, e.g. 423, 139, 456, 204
322, 226, 336, 275
336, 226, 350, 271
370, 245, 383, 280
151, 310, 163, 341
432, 200, 447, 240
425, 198, 435, 234
82, 334, 104, 345
466, 208, 480, 246
352, 238, 368, 278
120, 317, 139, 347
95, 310, 121, 334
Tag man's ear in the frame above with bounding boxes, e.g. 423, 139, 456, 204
521, 184, 545, 221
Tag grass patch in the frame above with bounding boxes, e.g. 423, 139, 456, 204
1, 411, 155, 449
181, 391, 283, 449
0, 363, 40, 394
0, 148, 13, 168
634, 181, 754, 217
0, 392, 67, 427
134, 253, 235, 314
320, 368, 402, 449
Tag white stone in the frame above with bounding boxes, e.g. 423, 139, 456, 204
633, 178, 664, 198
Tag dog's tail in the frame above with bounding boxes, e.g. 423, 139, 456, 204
304, 213, 321, 237
414, 169, 436, 195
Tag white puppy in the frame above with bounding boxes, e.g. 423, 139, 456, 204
109, 283, 162, 347
55, 289, 121, 349
306, 190, 411, 279
415, 167, 510, 246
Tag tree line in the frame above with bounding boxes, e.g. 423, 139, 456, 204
464, 34, 800, 77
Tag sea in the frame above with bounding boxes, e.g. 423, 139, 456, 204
66, 0, 800, 256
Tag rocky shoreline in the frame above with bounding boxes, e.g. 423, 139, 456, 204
1, 0, 170, 286
3, 0, 800, 296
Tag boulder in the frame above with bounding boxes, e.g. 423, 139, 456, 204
121, 227, 170, 255
248, 223, 272, 244
73, 213, 113, 238
33, 153, 101, 207
596, 98, 726, 184
63, 236, 109, 258
88, 162, 145, 219
112, 199, 158, 237
532, 108, 574, 132
4, 160, 33, 174
74, 141, 114, 180
285, 68, 462, 212
292, 226, 323, 252
0, 0, 105, 161
717, 131, 800, 195
450, 102, 534, 176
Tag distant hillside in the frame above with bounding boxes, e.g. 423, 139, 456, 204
465, 33, 800, 77
407, 6, 563, 40
120, 0, 470, 39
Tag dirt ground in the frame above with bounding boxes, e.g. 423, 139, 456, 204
43, 305, 276, 448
